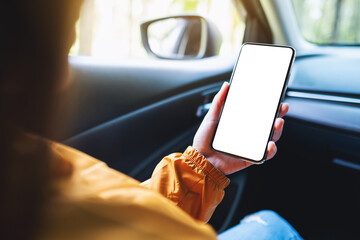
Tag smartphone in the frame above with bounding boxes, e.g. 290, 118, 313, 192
212, 43, 295, 164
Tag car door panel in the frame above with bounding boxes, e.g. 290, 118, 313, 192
59, 57, 233, 140
64, 81, 223, 176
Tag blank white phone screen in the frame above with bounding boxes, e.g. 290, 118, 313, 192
212, 44, 294, 162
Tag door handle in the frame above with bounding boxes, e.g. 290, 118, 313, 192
196, 83, 223, 117
196, 102, 212, 117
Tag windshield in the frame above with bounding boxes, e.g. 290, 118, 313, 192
292, 0, 360, 46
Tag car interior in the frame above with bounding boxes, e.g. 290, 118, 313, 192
56, 0, 360, 239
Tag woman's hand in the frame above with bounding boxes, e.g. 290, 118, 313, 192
193, 82, 289, 175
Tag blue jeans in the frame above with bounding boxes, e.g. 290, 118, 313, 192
218, 210, 303, 240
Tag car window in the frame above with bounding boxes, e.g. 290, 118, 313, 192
70, 0, 246, 59
292, 0, 360, 45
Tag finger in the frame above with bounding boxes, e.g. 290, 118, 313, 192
266, 141, 277, 160
205, 82, 229, 122
278, 103, 289, 118
272, 118, 284, 142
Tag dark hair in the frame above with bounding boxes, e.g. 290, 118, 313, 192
0, 1, 83, 239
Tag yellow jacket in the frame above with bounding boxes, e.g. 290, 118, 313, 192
39, 142, 230, 240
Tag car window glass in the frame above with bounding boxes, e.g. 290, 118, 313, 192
292, 0, 360, 45
70, 0, 246, 59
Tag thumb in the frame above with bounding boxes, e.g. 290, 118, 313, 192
205, 82, 229, 122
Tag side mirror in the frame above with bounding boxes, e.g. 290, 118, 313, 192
141, 15, 222, 60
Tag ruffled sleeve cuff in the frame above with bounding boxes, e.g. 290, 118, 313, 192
183, 146, 230, 189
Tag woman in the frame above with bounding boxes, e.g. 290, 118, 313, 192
0, 0, 301, 239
